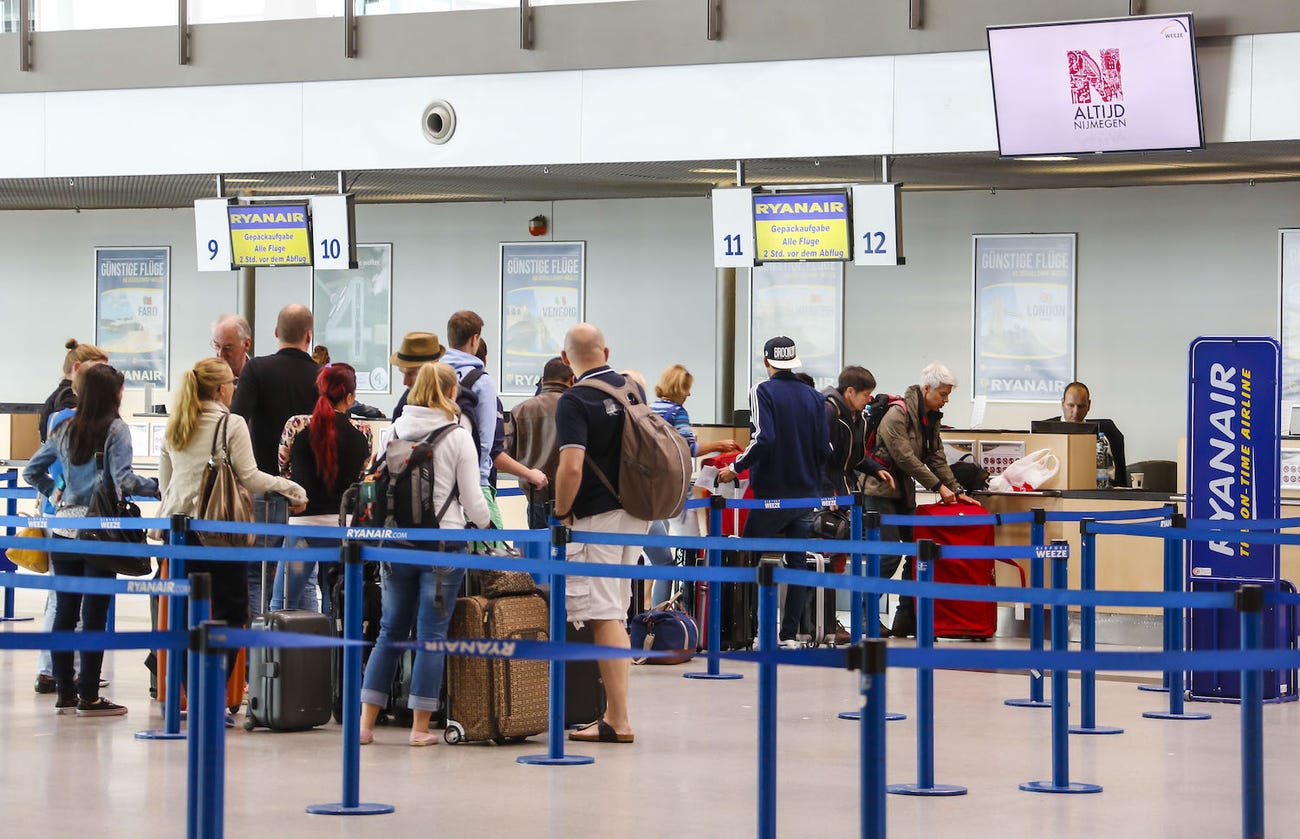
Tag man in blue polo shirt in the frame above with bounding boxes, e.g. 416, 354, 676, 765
553, 322, 649, 745
720, 336, 831, 648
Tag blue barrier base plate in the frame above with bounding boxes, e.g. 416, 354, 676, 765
1004, 698, 1051, 708
683, 672, 743, 680
887, 783, 967, 797
1137, 684, 1170, 693
517, 753, 595, 766
0, 616, 34, 622
1142, 710, 1211, 721
1020, 780, 1102, 794
305, 802, 395, 816
134, 729, 186, 740
837, 710, 906, 721
1069, 725, 1124, 735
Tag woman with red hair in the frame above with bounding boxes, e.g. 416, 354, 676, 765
273, 362, 374, 612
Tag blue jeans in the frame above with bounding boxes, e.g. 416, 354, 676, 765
740, 507, 815, 640
248, 492, 289, 619
526, 500, 550, 530
360, 557, 466, 712
643, 519, 676, 608
269, 536, 332, 613
50, 536, 117, 701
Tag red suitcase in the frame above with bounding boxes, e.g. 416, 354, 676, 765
912, 502, 998, 639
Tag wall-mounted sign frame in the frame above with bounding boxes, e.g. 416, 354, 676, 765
312, 243, 393, 394
94, 246, 170, 390
749, 261, 843, 391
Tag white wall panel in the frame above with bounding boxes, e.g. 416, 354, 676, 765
301, 73, 585, 171
893, 51, 996, 154
579, 58, 895, 163
0, 95, 45, 178
1249, 33, 1300, 142
43, 84, 305, 177
1197, 39, 1253, 144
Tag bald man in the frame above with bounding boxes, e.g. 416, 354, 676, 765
553, 323, 649, 745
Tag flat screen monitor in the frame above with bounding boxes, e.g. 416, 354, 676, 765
987, 14, 1204, 157
227, 202, 313, 267
1030, 419, 1100, 436
751, 190, 850, 263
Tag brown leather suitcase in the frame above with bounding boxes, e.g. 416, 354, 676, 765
445, 593, 549, 744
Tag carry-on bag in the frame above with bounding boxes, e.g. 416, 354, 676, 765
445, 592, 549, 744
629, 594, 699, 664
693, 548, 757, 651
782, 551, 838, 647
912, 502, 998, 639
244, 609, 335, 731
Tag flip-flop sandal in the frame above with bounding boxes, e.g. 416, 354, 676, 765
568, 719, 634, 744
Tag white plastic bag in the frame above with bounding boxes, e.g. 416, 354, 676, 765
997, 448, 1060, 491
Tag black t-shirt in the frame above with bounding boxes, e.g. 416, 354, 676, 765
288, 413, 372, 517
556, 366, 635, 520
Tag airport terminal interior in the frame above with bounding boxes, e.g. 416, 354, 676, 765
6, 2, 1300, 836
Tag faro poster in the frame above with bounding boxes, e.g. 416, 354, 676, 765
95, 246, 169, 389
972, 234, 1076, 401
499, 241, 585, 394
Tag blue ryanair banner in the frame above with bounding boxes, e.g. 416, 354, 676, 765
1186, 337, 1280, 582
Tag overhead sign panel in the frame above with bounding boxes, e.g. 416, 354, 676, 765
752, 191, 850, 263
228, 203, 312, 267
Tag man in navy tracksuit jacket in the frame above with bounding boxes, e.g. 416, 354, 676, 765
720, 336, 830, 645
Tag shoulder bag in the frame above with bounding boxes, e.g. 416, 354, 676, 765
196, 412, 257, 548
82, 452, 152, 577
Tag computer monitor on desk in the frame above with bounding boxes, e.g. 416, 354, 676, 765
1030, 420, 1099, 435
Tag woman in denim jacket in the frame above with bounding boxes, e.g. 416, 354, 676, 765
25, 364, 160, 716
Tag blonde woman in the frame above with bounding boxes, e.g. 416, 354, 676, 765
360, 362, 492, 747
159, 358, 306, 667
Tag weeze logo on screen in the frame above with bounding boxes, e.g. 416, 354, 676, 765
1067, 48, 1125, 131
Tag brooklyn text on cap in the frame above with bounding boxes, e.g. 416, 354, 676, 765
763, 336, 801, 370
390, 331, 446, 368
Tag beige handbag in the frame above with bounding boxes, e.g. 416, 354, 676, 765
195, 413, 256, 548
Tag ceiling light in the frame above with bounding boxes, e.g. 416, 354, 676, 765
690, 168, 737, 175
224, 178, 265, 183
1013, 156, 1077, 162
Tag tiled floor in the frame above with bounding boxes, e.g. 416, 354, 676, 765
3, 586, 1299, 838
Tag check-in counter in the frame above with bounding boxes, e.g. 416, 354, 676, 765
943, 429, 1099, 491
0, 403, 43, 461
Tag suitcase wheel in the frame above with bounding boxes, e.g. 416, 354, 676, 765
242, 717, 256, 732
442, 721, 465, 745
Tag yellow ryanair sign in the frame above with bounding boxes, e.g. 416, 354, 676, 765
227, 204, 312, 267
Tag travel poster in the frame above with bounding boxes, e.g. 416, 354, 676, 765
499, 241, 585, 395
94, 246, 169, 390
312, 243, 392, 393
973, 234, 1076, 401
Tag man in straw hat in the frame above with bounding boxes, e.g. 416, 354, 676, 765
390, 331, 446, 420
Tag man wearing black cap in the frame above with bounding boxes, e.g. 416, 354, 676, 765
719, 336, 831, 648
390, 331, 446, 420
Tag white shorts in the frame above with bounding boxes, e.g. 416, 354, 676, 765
565, 508, 651, 622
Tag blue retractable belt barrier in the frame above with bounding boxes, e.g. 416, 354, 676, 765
0, 629, 185, 651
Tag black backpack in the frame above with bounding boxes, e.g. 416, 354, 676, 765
862, 392, 907, 470
455, 367, 486, 461
950, 453, 991, 493
345, 424, 460, 542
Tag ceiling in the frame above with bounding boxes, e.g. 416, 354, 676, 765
5, 140, 1300, 211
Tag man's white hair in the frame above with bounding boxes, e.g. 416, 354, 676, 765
212, 313, 252, 342
919, 362, 957, 390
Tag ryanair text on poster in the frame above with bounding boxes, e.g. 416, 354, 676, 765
1187, 337, 1280, 582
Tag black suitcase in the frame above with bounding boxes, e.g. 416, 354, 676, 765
329, 562, 385, 724
245, 609, 334, 731
693, 549, 757, 651
533, 584, 608, 727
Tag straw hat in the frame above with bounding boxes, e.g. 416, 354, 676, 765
390, 332, 445, 369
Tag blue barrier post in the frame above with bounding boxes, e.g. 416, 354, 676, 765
756, 558, 780, 839
848, 638, 888, 839
685, 495, 742, 681
194, 620, 228, 839
1070, 519, 1123, 735
1143, 513, 1210, 721
1, 471, 31, 622
842, 507, 904, 723
519, 523, 594, 766
181, 572, 210, 839
1138, 504, 1179, 694
889, 540, 965, 797
309, 541, 394, 815
850, 495, 864, 643
138, 514, 190, 741
1021, 541, 1101, 794
1006, 507, 1049, 708
1237, 585, 1265, 839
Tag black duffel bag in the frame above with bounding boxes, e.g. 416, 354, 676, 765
80, 452, 152, 577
